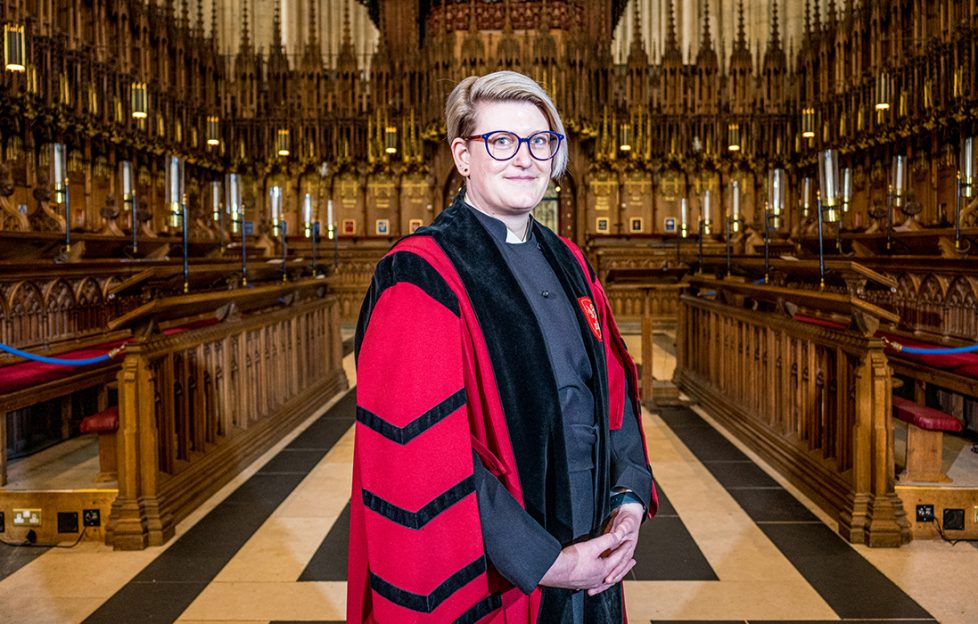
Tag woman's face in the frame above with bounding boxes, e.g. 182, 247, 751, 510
451, 100, 552, 218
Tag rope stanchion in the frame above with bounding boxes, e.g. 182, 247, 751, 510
881, 336, 978, 355
0, 343, 125, 366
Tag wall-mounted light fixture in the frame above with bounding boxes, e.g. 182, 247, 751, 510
206, 116, 220, 146
4, 23, 26, 72
277, 128, 290, 156
801, 107, 815, 139
727, 123, 741, 152
131, 82, 148, 119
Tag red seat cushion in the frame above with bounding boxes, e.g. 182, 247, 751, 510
892, 396, 963, 432
79, 405, 119, 433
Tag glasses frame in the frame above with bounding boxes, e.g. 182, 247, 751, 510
464, 130, 565, 162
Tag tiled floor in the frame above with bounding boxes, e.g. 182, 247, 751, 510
1, 332, 976, 623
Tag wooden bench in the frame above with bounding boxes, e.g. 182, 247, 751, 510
79, 405, 119, 483
891, 395, 963, 483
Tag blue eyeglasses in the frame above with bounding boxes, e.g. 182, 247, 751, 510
464, 130, 565, 161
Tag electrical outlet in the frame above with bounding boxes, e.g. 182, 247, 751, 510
916, 504, 935, 522
944, 508, 965, 531
82, 509, 101, 527
57, 511, 79, 534
12, 509, 42, 527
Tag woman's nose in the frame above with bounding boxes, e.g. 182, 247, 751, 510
511, 140, 533, 165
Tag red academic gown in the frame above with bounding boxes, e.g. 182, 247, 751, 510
348, 197, 656, 623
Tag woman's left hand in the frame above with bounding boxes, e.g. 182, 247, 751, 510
587, 502, 644, 595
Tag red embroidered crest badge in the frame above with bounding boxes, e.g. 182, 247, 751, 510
578, 297, 602, 341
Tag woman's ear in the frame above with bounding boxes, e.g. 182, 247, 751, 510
451, 137, 471, 176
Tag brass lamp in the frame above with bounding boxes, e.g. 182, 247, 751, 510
4, 23, 25, 72
727, 123, 741, 152
277, 128, 290, 156
270, 186, 284, 237
841, 167, 852, 214
818, 149, 841, 223
206, 116, 220, 147
768, 168, 785, 229
131, 82, 148, 119
875, 70, 891, 111
801, 107, 815, 139
960, 136, 975, 199
165, 156, 185, 229
384, 126, 398, 155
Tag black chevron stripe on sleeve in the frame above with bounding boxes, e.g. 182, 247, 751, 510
369, 556, 487, 613
356, 388, 467, 444
362, 475, 475, 529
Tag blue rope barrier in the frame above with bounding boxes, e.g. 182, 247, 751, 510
0, 343, 124, 366
882, 338, 978, 355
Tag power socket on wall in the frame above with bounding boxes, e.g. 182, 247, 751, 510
82, 509, 101, 527
915, 504, 935, 522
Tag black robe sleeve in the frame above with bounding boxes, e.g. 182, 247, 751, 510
610, 376, 654, 512
472, 452, 562, 594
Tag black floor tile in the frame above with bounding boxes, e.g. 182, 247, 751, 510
286, 416, 353, 450
0, 543, 49, 582
632, 516, 717, 581
258, 449, 330, 474
83, 581, 210, 624
300, 503, 350, 582
671, 429, 750, 462
653, 486, 677, 517
87, 389, 356, 623
760, 523, 931, 620
701, 460, 779, 489
222, 472, 308, 505
726, 487, 819, 523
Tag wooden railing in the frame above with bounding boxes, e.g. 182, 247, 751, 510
674, 276, 911, 547
105, 281, 347, 550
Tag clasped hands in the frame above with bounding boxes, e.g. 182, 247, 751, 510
539, 502, 644, 596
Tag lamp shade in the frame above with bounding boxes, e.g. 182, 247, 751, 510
131, 82, 148, 119
801, 107, 815, 139
891, 155, 907, 207
384, 126, 398, 154
818, 149, 840, 209
4, 23, 25, 72
226, 173, 241, 233
875, 70, 891, 111
120, 161, 133, 202
680, 197, 689, 238
841, 167, 852, 212
727, 123, 741, 152
730, 180, 741, 233
211, 180, 222, 221
165, 155, 185, 228
961, 137, 976, 199
206, 116, 220, 146
270, 186, 283, 237
277, 128, 290, 156
618, 123, 631, 152
701, 189, 712, 235
51, 143, 67, 204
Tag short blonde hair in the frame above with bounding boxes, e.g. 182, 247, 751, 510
445, 71, 568, 179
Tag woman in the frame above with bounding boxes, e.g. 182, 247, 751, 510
348, 71, 656, 623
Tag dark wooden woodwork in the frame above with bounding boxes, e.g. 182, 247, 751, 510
675, 276, 911, 547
